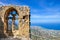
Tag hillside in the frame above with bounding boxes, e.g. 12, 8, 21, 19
30, 26, 60, 40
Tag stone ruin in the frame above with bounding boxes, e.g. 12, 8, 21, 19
0, 5, 30, 40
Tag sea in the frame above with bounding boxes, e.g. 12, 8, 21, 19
31, 23, 60, 30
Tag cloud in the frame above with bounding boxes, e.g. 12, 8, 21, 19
31, 18, 60, 23
0, 2, 5, 6
31, 14, 60, 18
31, 7, 60, 16
31, 6, 60, 23
31, 14, 60, 23
31, 7, 60, 23
0, 1, 8, 6
31, 19, 60, 23
31, 0, 60, 23
31, 8, 60, 12
0, 1, 22, 6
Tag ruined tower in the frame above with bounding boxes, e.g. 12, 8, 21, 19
0, 5, 30, 40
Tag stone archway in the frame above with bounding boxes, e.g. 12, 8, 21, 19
4, 7, 19, 36
0, 6, 30, 40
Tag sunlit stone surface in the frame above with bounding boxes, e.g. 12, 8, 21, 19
0, 5, 30, 40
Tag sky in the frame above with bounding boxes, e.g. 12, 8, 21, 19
0, 0, 60, 24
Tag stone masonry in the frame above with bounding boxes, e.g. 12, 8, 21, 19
0, 5, 30, 40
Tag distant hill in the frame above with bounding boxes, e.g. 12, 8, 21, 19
30, 26, 60, 40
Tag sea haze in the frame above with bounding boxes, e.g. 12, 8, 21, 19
31, 23, 60, 30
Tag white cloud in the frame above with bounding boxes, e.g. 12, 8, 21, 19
31, 14, 60, 23
0, 2, 5, 6
31, 8, 60, 23
31, 14, 60, 19
0, 1, 13, 6
31, 19, 60, 23
31, 8, 60, 13
0, 2, 9, 6
31, 4, 60, 23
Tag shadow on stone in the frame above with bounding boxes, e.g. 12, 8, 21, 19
0, 17, 7, 38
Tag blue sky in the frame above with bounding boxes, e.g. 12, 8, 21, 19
0, 0, 60, 24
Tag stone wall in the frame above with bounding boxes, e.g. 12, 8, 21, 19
0, 5, 30, 40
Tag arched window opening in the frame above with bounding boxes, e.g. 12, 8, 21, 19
7, 10, 19, 31
8, 19, 12, 31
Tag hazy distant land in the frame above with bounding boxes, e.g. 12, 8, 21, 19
31, 26, 60, 40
